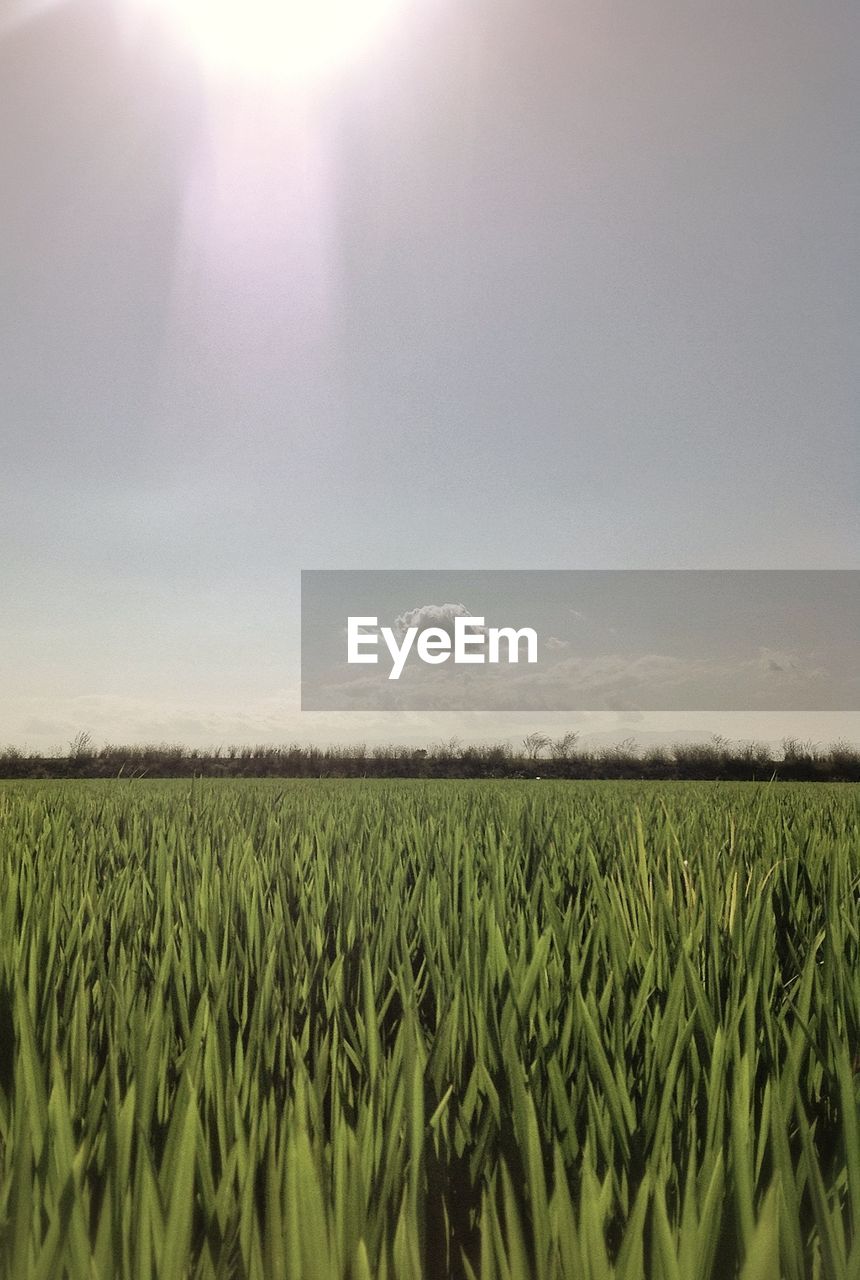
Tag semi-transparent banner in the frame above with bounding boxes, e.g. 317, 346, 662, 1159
301, 570, 858, 711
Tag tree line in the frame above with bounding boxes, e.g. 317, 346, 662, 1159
1, 733, 858, 781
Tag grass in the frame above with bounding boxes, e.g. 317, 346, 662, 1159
0, 778, 857, 1277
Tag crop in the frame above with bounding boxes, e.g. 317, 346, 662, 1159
0, 778, 857, 1278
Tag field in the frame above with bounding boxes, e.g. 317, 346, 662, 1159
0, 779, 857, 1279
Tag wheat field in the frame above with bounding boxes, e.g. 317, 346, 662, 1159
0, 779, 857, 1279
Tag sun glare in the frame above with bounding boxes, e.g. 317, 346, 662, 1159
134, 0, 406, 84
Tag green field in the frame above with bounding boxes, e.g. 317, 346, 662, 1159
0, 779, 857, 1279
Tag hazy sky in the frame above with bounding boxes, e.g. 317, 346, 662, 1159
1, 0, 857, 751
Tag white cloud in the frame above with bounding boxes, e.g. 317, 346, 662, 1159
392, 602, 482, 639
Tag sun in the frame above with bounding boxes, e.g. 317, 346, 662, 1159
134, 0, 407, 84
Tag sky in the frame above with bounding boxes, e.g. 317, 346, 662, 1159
1, 0, 857, 752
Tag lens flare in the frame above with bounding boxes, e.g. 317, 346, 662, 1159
133, 0, 406, 84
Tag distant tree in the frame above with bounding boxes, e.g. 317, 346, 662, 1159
522, 732, 551, 760
68, 730, 94, 760
549, 731, 579, 760
736, 740, 773, 764
600, 736, 638, 760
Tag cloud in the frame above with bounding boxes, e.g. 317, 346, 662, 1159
392, 602, 483, 639
544, 635, 570, 652
306, 643, 839, 712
